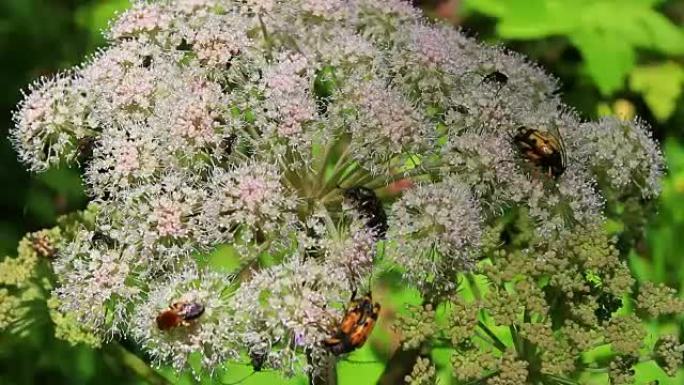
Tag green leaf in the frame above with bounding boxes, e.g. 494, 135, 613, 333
338, 345, 385, 384
570, 29, 636, 95
74, 0, 129, 46
220, 361, 307, 385
206, 244, 242, 272
495, 0, 551, 37
461, 0, 508, 17
432, 347, 456, 384
464, 0, 684, 95
467, 0, 684, 49
495, 0, 576, 38
638, 12, 684, 54
629, 62, 684, 121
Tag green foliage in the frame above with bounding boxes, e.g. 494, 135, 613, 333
74, 0, 131, 51
1, 1, 683, 384
463, 0, 684, 112
0, 0, 128, 255
639, 139, 684, 288
0, 0, 130, 384
629, 62, 684, 122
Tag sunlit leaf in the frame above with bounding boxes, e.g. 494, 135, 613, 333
639, 12, 684, 54
464, 0, 684, 96
570, 29, 636, 95
461, 0, 508, 17
630, 62, 684, 121
338, 345, 385, 384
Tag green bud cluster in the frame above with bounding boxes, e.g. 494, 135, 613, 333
654, 334, 684, 377
0, 206, 99, 342
446, 216, 681, 383
395, 304, 437, 350
404, 357, 437, 385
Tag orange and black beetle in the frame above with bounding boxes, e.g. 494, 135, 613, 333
323, 292, 381, 355
513, 126, 566, 178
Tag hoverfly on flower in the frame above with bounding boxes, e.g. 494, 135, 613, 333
513, 126, 567, 178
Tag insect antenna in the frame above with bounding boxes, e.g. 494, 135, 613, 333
221, 371, 257, 385
342, 358, 381, 365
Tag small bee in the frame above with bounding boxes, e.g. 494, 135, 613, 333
155, 301, 205, 331
586, 275, 622, 322
451, 104, 470, 115
513, 126, 566, 178
176, 39, 193, 51
323, 292, 381, 355
343, 187, 388, 239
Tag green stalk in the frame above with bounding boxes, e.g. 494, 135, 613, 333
545, 374, 579, 385
318, 142, 353, 194
466, 274, 482, 301
308, 353, 337, 385
258, 15, 274, 61
509, 324, 522, 356
105, 343, 171, 385
477, 321, 508, 352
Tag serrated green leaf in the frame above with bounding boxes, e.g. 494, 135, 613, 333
468, 0, 684, 47
638, 12, 684, 54
495, 0, 576, 38
571, 29, 636, 95
461, 0, 508, 17
629, 62, 684, 121
495, 0, 551, 37
464, 0, 684, 97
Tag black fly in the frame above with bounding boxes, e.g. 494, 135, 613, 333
343, 187, 388, 239
482, 70, 508, 86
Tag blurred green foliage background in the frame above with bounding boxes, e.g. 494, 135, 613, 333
0, 0, 682, 384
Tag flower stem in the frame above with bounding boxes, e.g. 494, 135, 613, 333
308, 354, 337, 385
376, 347, 422, 385
477, 321, 507, 352
105, 342, 171, 385
258, 15, 274, 61
544, 374, 579, 385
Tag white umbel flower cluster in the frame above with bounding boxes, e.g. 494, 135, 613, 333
10, 0, 663, 378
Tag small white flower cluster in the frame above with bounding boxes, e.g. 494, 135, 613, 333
131, 268, 237, 371
388, 177, 482, 291
10, 0, 664, 378
231, 257, 349, 375
53, 230, 140, 335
